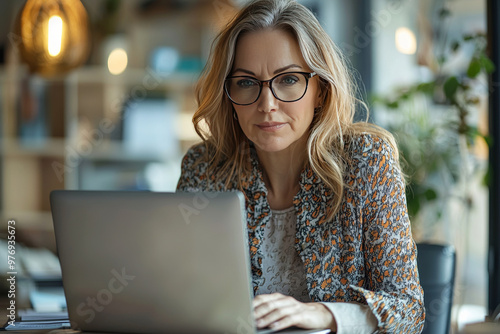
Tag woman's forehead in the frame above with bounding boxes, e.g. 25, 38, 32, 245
232, 28, 309, 74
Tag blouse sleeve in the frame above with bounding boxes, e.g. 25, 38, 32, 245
351, 136, 425, 333
176, 143, 209, 192
320, 302, 377, 334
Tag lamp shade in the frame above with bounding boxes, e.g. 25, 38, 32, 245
15, 0, 90, 77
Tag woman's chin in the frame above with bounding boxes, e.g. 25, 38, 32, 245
252, 139, 304, 154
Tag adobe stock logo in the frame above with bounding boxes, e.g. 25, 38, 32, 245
76, 267, 135, 323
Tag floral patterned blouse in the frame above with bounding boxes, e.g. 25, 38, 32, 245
176, 133, 425, 333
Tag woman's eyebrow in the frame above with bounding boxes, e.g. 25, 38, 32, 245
232, 64, 303, 76
273, 64, 303, 74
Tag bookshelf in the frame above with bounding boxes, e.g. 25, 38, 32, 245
0, 0, 238, 250
0, 65, 201, 250
1, 64, 200, 208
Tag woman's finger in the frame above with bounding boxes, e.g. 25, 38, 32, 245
252, 293, 287, 310
265, 311, 303, 331
253, 292, 285, 307
253, 295, 335, 331
255, 301, 301, 329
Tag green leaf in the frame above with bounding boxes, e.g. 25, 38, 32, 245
467, 58, 481, 78
439, 8, 451, 18
480, 54, 496, 73
369, 94, 382, 105
406, 194, 420, 219
467, 97, 480, 105
424, 188, 438, 201
387, 101, 399, 109
400, 92, 411, 100
436, 210, 443, 221
482, 164, 492, 187
482, 134, 493, 147
465, 126, 479, 144
467, 126, 480, 137
417, 82, 435, 94
438, 55, 447, 65
443, 76, 459, 101
451, 40, 460, 52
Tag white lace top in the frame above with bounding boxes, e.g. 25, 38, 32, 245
257, 206, 310, 302
257, 207, 378, 334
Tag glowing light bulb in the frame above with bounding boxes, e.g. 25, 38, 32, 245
17, 0, 90, 76
395, 27, 417, 55
108, 48, 128, 75
48, 15, 63, 57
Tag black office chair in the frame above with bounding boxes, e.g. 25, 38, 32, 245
416, 243, 456, 334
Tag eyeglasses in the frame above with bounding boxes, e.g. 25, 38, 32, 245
224, 71, 317, 105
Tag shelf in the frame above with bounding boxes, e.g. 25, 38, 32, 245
1, 64, 199, 233
0, 138, 66, 158
80, 140, 175, 162
0, 138, 183, 162
0, 211, 57, 252
0, 64, 200, 88
68, 66, 200, 91
0, 211, 54, 231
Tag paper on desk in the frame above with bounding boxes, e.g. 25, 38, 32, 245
4, 321, 71, 331
18, 309, 69, 321
30, 287, 67, 312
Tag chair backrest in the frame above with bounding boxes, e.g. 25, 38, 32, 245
417, 243, 456, 334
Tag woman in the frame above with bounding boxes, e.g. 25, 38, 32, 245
177, 0, 425, 332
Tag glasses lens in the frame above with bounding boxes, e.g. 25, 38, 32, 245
272, 73, 308, 102
225, 77, 261, 105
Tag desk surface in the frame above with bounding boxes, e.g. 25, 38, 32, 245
0, 298, 331, 334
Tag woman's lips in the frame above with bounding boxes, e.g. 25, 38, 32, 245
256, 122, 286, 132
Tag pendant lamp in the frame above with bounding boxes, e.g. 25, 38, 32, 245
15, 0, 90, 77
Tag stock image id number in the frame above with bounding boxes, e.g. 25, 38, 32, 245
7, 220, 15, 271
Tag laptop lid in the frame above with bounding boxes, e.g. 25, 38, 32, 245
50, 190, 255, 334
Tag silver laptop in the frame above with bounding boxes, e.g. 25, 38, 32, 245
50, 190, 330, 334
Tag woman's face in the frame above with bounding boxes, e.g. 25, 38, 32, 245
229, 28, 320, 154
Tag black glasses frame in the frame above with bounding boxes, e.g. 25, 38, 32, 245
224, 71, 317, 106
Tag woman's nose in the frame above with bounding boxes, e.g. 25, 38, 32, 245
257, 83, 278, 113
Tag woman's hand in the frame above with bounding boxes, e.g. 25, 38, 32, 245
253, 293, 337, 331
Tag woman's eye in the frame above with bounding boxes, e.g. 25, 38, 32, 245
236, 79, 257, 88
279, 75, 299, 85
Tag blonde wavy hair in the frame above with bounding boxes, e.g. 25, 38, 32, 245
193, 0, 399, 219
